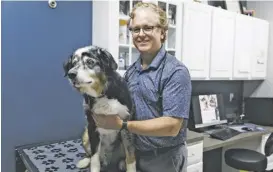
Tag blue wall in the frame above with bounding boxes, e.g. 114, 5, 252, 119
2, 2, 93, 171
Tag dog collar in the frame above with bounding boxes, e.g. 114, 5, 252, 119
97, 91, 105, 98
83, 92, 105, 100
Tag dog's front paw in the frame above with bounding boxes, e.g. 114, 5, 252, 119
126, 161, 137, 172
76, 157, 90, 169
90, 166, 100, 172
90, 153, 101, 172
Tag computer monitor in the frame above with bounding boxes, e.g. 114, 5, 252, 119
188, 93, 227, 130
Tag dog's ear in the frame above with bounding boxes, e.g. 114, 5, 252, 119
63, 55, 73, 77
97, 48, 118, 71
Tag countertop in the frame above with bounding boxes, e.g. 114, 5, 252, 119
186, 129, 204, 144
203, 125, 273, 152
186, 125, 273, 152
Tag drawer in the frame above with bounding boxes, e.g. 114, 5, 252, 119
267, 154, 273, 164
187, 141, 203, 166
260, 133, 271, 154
187, 162, 203, 172
266, 161, 273, 171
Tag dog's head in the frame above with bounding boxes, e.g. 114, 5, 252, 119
63, 45, 118, 97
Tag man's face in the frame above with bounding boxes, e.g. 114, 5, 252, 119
130, 8, 164, 54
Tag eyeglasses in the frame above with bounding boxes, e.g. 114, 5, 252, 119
129, 25, 160, 36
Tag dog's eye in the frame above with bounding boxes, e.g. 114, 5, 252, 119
86, 59, 94, 66
72, 61, 77, 66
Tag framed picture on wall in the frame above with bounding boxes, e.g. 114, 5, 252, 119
225, 0, 244, 14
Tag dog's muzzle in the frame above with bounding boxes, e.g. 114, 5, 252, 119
68, 72, 92, 88
67, 71, 80, 86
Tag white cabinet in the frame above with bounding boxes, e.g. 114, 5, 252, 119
209, 8, 236, 79
187, 140, 203, 166
251, 18, 269, 79
233, 14, 269, 80
244, 1, 272, 97
92, 1, 269, 81
233, 14, 253, 79
187, 140, 203, 172
181, 2, 269, 81
182, 2, 212, 80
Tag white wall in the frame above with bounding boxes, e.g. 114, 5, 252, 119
244, 1, 273, 97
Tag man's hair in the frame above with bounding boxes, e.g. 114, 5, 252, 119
128, 2, 168, 43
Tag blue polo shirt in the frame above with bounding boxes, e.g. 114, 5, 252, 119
125, 46, 192, 151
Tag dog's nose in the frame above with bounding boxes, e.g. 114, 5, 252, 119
68, 72, 77, 79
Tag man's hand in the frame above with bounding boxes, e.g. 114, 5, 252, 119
93, 114, 123, 130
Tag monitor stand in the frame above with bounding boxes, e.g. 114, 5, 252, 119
193, 123, 228, 134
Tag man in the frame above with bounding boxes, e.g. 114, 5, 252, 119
93, 2, 192, 172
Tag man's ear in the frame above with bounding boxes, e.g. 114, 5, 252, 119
63, 55, 73, 77
98, 48, 118, 71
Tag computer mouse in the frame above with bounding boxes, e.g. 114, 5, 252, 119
241, 127, 252, 131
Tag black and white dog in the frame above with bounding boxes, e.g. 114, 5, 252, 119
63, 45, 136, 172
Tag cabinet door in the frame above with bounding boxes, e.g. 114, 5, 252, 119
187, 141, 203, 166
157, 0, 183, 59
233, 14, 253, 79
251, 18, 269, 79
182, 2, 212, 79
210, 8, 236, 79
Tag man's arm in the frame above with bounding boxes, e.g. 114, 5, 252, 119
127, 116, 183, 137
126, 67, 192, 137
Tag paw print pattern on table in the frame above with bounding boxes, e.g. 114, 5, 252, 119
44, 144, 55, 149
23, 139, 90, 172
68, 148, 78, 153
45, 166, 59, 172
62, 158, 74, 163
54, 152, 66, 158
32, 150, 45, 154
66, 164, 77, 170
64, 143, 74, 148
51, 148, 62, 153
76, 152, 85, 158
42, 159, 56, 165
34, 155, 47, 160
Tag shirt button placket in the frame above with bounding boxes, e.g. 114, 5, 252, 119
136, 71, 140, 86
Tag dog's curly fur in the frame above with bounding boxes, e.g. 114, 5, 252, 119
63, 45, 136, 172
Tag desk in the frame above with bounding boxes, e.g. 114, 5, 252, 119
203, 126, 273, 152
187, 125, 273, 172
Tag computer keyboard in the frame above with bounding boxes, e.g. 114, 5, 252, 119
209, 128, 241, 141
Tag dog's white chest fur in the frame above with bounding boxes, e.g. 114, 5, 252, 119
92, 97, 130, 134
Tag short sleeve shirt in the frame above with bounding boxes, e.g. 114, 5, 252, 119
125, 46, 192, 151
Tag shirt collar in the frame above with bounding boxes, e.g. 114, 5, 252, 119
135, 46, 166, 71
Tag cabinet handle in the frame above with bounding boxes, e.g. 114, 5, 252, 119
257, 59, 264, 64
189, 153, 195, 157
238, 69, 249, 73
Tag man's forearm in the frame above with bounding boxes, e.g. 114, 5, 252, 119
127, 116, 183, 137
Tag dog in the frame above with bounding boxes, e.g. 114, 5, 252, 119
63, 45, 136, 172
